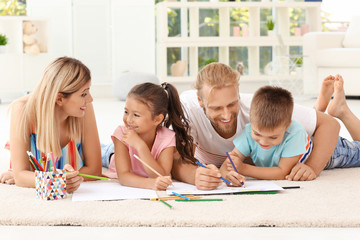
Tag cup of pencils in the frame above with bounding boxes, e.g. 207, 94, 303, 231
28, 151, 67, 200
35, 169, 67, 200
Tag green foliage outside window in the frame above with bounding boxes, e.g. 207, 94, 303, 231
0, 0, 26, 16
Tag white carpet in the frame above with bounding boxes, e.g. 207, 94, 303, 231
1, 98, 360, 227
0, 167, 360, 227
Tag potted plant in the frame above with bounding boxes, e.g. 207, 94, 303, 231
0, 33, 8, 53
294, 57, 303, 67
266, 16, 275, 36
294, 56, 303, 76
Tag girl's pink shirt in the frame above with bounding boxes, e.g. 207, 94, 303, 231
104, 126, 176, 179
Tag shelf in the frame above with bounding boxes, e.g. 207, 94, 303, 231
158, 36, 303, 47
156, 1, 321, 89
0, 16, 51, 95
161, 74, 303, 85
158, 2, 322, 8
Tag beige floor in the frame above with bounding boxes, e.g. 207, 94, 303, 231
1, 96, 360, 238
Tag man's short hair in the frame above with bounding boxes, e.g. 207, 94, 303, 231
195, 62, 240, 100
250, 86, 294, 130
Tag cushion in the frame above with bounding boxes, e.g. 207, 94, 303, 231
113, 72, 159, 101
315, 48, 360, 67
343, 15, 360, 48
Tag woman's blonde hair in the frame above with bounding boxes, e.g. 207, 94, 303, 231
18, 57, 91, 157
194, 62, 240, 100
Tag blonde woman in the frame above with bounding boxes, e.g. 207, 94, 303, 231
0, 57, 102, 193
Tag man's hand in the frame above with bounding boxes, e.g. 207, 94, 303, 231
286, 162, 317, 181
195, 164, 222, 190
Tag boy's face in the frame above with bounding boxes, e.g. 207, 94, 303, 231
251, 124, 288, 149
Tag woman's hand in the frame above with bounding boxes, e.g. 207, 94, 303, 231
63, 164, 83, 193
0, 170, 15, 185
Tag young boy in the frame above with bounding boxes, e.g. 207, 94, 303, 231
222, 79, 360, 186
220, 86, 313, 185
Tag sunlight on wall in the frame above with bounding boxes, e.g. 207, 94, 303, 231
322, 0, 359, 21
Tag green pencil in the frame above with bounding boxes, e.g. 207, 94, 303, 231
175, 198, 223, 202
77, 173, 110, 181
159, 199, 173, 209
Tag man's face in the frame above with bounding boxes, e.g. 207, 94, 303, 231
198, 84, 240, 139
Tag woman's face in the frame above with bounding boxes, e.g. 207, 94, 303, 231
59, 81, 93, 118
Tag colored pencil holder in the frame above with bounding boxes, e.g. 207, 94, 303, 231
35, 169, 67, 200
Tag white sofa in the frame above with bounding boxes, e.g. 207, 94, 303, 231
303, 16, 360, 96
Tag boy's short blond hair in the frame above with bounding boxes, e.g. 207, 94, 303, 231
194, 62, 240, 100
250, 86, 294, 130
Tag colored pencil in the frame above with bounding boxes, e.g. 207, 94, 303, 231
77, 173, 111, 181
226, 152, 238, 173
172, 191, 190, 200
27, 151, 44, 171
150, 195, 201, 201
133, 154, 162, 177
159, 199, 173, 209
50, 152, 56, 171
195, 161, 231, 185
226, 152, 244, 186
175, 198, 223, 202
282, 186, 300, 189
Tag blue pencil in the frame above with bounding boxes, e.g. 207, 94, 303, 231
226, 152, 244, 186
172, 191, 190, 200
226, 152, 238, 173
195, 161, 231, 185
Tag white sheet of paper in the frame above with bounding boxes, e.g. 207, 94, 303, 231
72, 180, 158, 201
166, 180, 283, 195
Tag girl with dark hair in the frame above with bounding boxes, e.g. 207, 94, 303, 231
103, 82, 196, 190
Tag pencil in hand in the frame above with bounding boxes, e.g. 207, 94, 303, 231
226, 152, 244, 186
195, 161, 231, 185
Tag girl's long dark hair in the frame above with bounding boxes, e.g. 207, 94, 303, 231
128, 82, 196, 165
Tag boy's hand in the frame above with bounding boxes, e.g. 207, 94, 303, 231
153, 176, 172, 190
225, 152, 244, 173
286, 163, 317, 181
225, 171, 246, 187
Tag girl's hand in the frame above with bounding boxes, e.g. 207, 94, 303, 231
0, 170, 15, 185
63, 164, 83, 193
225, 171, 246, 187
153, 176, 172, 190
121, 129, 144, 150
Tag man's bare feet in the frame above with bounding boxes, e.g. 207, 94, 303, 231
314, 75, 335, 112
327, 75, 350, 119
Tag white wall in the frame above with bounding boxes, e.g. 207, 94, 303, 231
26, 0, 155, 98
